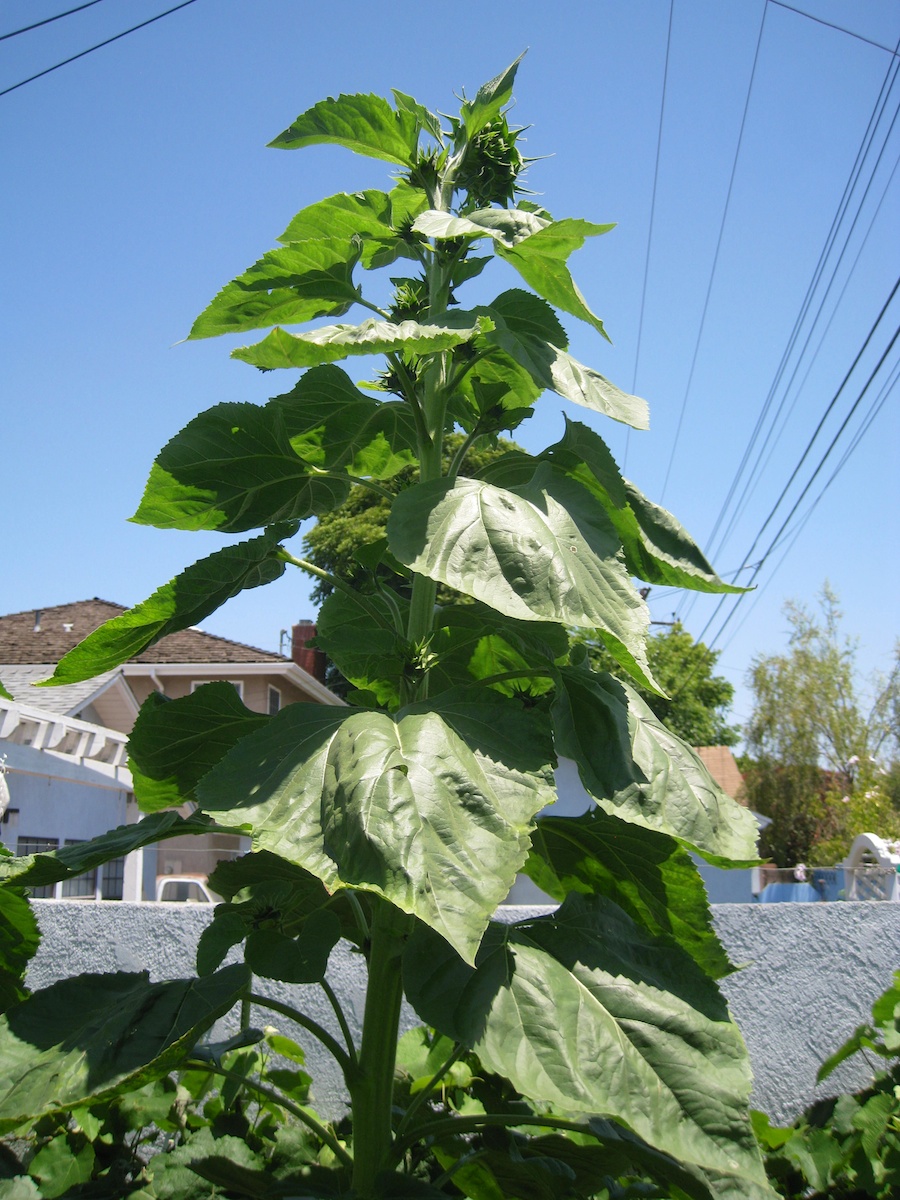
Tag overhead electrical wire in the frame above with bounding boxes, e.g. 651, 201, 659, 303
0, 0, 106, 43
715, 356, 900, 655
710, 143, 900, 562
699, 39, 900, 568
694, 301, 900, 656
624, 0, 674, 475
768, 0, 900, 57
658, 0, 769, 503
0, 0, 199, 98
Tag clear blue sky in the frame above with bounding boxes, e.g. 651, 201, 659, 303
2, 0, 897, 736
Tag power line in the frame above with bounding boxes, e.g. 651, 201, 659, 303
696, 310, 900, 655
0, 1, 106, 43
0, 0, 200, 99
659, 0, 768, 502
625, 0, 674, 475
716, 357, 900, 656
700, 44, 900, 568
768, 0, 900, 58
701, 128, 900, 579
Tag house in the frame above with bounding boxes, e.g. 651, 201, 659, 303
0, 600, 340, 900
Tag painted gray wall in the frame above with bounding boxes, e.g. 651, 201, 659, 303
27, 899, 900, 1126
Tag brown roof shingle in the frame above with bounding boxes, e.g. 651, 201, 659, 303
0, 599, 286, 666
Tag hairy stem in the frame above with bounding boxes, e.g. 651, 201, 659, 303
350, 898, 412, 1195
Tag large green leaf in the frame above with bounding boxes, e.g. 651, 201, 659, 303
428, 601, 567, 699
132, 402, 349, 533
127, 685, 270, 813
404, 894, 772, 1199
460, 54, 525, 135
0, 965, 249, 1133
0, 888, 39, 1014
476, 291, 649, 428
387, 465, 656, 689
188, 238, 361, 340
278, 188, 419, 267
43, 528, 292, 684
548, 420, 741, 591
551, 666, 759, 862
525, 808, 734, 979
414, 211, 613, 338
197, 704, 543, 963
269, 92, 420, 165
134, 369, 416, 534
232, 315, 492, 370
273, 366, 417, 479
402, 686, 557, 820
0, 811, 226, 889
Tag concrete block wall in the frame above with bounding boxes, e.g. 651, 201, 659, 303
26, 900, 900, 1125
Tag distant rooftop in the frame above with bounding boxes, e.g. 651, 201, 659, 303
0, 599, 287, 666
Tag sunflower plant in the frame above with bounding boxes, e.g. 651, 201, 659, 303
0, 58, 773, 1200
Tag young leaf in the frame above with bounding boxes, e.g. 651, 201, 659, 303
127, 684, 270, 812
43, 527, 293, 682
391, 89, 443, 142
404, 894, 773, 1199
387, 465, 657, 689
525, 808, 735, 979
460, 53, 525, 135
0, 964, 250, 1132
550, 666, 760, 863
269, 92, 420, 166
196, 704, 543, 964
232, 316, 493, 370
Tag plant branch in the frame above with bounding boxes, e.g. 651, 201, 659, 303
476, 668, 556, 688
277, 550, 392, 629
396, 1041, 466, 1135
391, 1111, 596, 1162
320, 976, 358, 1065
247, 991, 355, 1079
186, 1058, 352, 1168
355, 294, 392, 320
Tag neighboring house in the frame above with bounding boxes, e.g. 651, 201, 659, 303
0, 600, 340, 900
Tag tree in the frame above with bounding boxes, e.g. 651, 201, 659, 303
0, 61, 774, 1199
744, 585, 899, 865
303, 432, 517, 605
588, 620, 740, 747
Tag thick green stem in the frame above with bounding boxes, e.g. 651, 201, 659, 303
350, 899, 411, 1196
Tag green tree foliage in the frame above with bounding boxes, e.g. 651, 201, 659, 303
302, 432, 517, 605
0, 61, 774, 1198
744, 585, 900, 865
588, 620, 740, 748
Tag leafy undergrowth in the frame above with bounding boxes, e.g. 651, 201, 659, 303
754, 971, 900, 1200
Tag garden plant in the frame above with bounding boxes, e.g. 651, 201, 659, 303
0, 59, 775, 1199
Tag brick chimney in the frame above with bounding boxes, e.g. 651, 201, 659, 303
291, 619, 326, 684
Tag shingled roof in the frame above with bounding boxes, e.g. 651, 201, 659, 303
0, 599, 287, 666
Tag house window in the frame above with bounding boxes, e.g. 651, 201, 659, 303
17, 836, 58, 898
268, 686, 281, 715
61, 839, 97, 899
101, 856, 125, 901
192, 680, 243, 699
